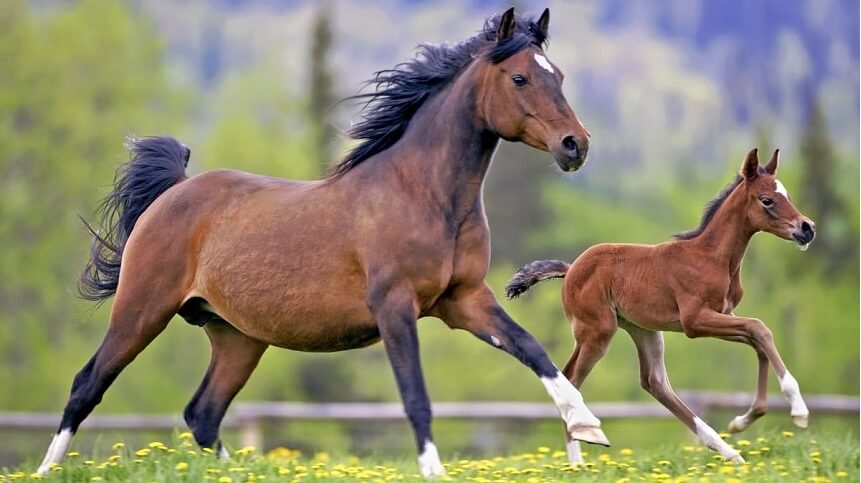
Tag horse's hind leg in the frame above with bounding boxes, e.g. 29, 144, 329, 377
37, 290, 178, 474
184, 320, 267, 456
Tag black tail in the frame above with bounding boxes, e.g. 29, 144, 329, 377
79, 136, 191, 302
505, 260, 570, 299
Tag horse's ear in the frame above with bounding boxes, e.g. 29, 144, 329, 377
765, 149, 780, 175
536, 8, 550, 38
497, 7, 516, 41
740, 148, 760, 180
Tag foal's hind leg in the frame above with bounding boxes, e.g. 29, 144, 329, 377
560, 312, 617, 466
621, 323, 743, 463
37, 292, 177, 473
720, 337, 769, 433
184, 320, 267, 457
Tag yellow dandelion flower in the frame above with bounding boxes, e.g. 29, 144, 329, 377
28, 474, 42, 480
176, 462, 189, 471
218, 477, 232, 483
112, 442, 125, 450
537, 446, 550, 453
67, 451, 80, 457
179, 432, 193, 440
90, 478, 102, 482
718, 432, 730, 439
737, 440, 751, 446
135, 449, 151, 457
235, 446, 256, 456
202, 447, 215, 454
747, 450, 761, 456
836, 471, 848, 477
552, 450, 566, 458
810, 451, 821, 458
782, 431, 794, 438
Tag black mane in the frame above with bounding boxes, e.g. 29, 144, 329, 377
329, 11, 548, 177
673, 174, 744, 240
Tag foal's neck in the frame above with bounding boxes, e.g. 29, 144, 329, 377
693, 187, 756, 274
371, 64, 499, 220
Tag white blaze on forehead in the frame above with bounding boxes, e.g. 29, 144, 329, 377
774, 179, 789, 198
534, 53, 554, 74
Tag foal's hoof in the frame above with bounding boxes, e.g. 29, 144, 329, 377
569, 425, 611, 447
419, 463, 446, 480
726, 453, 746, 464
727, 415, 749, 434
792, 414, 809, 428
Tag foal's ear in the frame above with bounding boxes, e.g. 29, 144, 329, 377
536, 8, 550, 38
764, 149, 780, 175
497, 7, 516, 41
740, 148, 760, 180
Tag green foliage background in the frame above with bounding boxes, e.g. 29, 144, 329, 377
0, 0, 857, 466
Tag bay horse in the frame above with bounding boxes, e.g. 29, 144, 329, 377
506, 149, 815, 466
38, 8, 610, 478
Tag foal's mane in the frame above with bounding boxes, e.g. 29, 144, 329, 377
673, 174, 744, 240
329, 12, 548, 177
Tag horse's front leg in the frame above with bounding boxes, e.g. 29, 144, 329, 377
367, 283, 444, 479
432, 283, 609, 446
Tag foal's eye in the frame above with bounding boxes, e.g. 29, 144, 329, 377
761, 197, 774, 207
511, 74, 528, 86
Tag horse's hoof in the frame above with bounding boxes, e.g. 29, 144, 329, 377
569, 425, 610, 447
792, 414, 809, 428
727, 415, 748, 434
419, 464, 447, 480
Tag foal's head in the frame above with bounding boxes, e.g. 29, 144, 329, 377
739, 149, 816, 248
476, 8, 590, 172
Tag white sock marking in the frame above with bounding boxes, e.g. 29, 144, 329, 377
37, 429, 73, 474
534, 53, 554, 74
694, 417, 743, 462
566, 439, 583, 466
490, 335, 501, 347
417, 440, 445, 478
779, 372, 808, 417
218, 444, 230, 459
541, 371, 600, 428
775, 179, 789, 198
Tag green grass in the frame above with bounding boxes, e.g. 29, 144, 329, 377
4, 429, 857, 482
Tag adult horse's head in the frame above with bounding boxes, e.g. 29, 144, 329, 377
476, 7, 590, 171
739, 148, 815, 249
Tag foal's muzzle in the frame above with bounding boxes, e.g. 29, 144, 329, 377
791, 218, 816, 249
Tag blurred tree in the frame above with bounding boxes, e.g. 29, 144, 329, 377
0, 0, 184, 410
797, 97, 855, 275
308, 2, 336, 175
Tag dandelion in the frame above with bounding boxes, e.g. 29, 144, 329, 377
67, 451, 80, 457
28, 474, 41, 480
148, 441, 166, 449
537, 446, 550, 453
836, 471, 848, 477
736, 440, 751, 446
175, 462, 189, 471
91, 478, 103, 482
218, 477, 232, 483
180, 431, 193, 440
235, 446, 256, 456
135, 449, 151, 457
112, 442, 125, 450
782, 431, 795, 438
620, 448, 634, 456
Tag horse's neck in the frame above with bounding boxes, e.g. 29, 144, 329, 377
694, 189, 756, 274
371, 72, 499, 219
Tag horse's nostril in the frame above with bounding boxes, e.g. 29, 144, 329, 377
562, 136, 578, 155
802, 221, 814, 234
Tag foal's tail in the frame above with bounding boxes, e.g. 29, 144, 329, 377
79, 136, 191, 302
505, 260, 571, 299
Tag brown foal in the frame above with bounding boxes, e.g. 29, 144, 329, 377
506, 149, 816, 465
39, 8, 610, 478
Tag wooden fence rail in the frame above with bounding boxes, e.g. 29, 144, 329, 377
1, 392, 856, 450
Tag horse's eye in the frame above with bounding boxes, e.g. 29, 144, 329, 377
761, 197, 774, 207
511, 74, 528, 87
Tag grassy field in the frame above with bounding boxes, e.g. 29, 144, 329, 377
4, 429, 857, 482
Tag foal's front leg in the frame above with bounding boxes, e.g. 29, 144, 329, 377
368, 284, 444, 478
682, 308, 809, 428
433, 283, 609, 446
